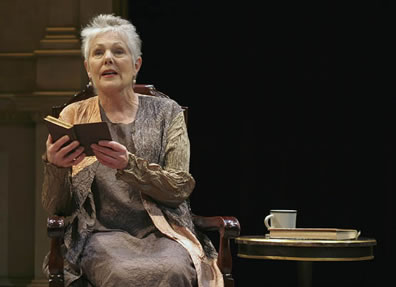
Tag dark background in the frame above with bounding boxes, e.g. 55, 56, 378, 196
128, 1, 393, 286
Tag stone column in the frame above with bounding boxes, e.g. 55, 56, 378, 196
27, 113, 50, 287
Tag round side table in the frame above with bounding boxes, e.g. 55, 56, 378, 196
235, 236, 376, 287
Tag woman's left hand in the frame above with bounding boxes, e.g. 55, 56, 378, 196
91, 141, 129, 170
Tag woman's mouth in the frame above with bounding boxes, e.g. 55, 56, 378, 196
102, 70, 118, 77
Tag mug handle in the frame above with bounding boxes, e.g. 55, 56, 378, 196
264, 214, 274, 229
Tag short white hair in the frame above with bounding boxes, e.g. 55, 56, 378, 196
81, 14, 142, 62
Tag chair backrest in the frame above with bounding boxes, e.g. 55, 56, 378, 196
52, 84, 188, 124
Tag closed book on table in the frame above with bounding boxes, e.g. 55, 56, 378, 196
44, 115, 112, 156
268, 228, 360, 240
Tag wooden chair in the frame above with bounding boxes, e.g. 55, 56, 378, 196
46, 84, 241, 287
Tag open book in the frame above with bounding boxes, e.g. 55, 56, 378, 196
44, 115, 112, 156
268, 228, 361, 240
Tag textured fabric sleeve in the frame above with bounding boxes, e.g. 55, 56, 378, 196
116, 111, 195, 208
41, 153, 73, 215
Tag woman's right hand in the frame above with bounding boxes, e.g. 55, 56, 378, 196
46, 134, 86, 167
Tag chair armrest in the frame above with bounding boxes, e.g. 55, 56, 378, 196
47, 215, 65, 237
47, 216, 65, 287
193, 215, 240, 280
193, 215, 240, 237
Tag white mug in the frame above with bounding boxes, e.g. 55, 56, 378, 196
264, 210, 297, 229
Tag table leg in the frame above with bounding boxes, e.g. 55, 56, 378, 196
297, 261, 312, 287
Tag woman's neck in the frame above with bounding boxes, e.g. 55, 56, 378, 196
98, 86, 139, 124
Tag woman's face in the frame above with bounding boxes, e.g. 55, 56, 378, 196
85, 31, 141, 94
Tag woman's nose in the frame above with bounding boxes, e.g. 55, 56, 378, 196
104, 50, 113, 64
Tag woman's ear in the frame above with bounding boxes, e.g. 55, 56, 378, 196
134, 57, 142, 73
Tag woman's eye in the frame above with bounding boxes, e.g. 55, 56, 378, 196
114, 49, 125, 55
93, 50, 104, 56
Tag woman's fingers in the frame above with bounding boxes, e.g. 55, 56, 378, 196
63, 146, 86, 165
91, 141, 128, 169
46, 134, 85, 167
92, 141, 127, 155
98, 140, 127, 152
93, 148, 116, 167
58, 140, 81, 157
53, 135, 71, 150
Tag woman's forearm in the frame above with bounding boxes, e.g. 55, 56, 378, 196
41, 157, 73, 215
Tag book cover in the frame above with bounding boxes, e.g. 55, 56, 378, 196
268, 228, 360, 240
44, 115, 112, 156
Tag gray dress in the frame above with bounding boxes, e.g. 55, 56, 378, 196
78, 106, 197, 287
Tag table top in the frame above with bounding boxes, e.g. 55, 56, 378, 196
236, 235, 377, 246
235, 235, 377, 262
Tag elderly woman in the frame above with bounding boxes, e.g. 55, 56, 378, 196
42, 14, 223, 287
